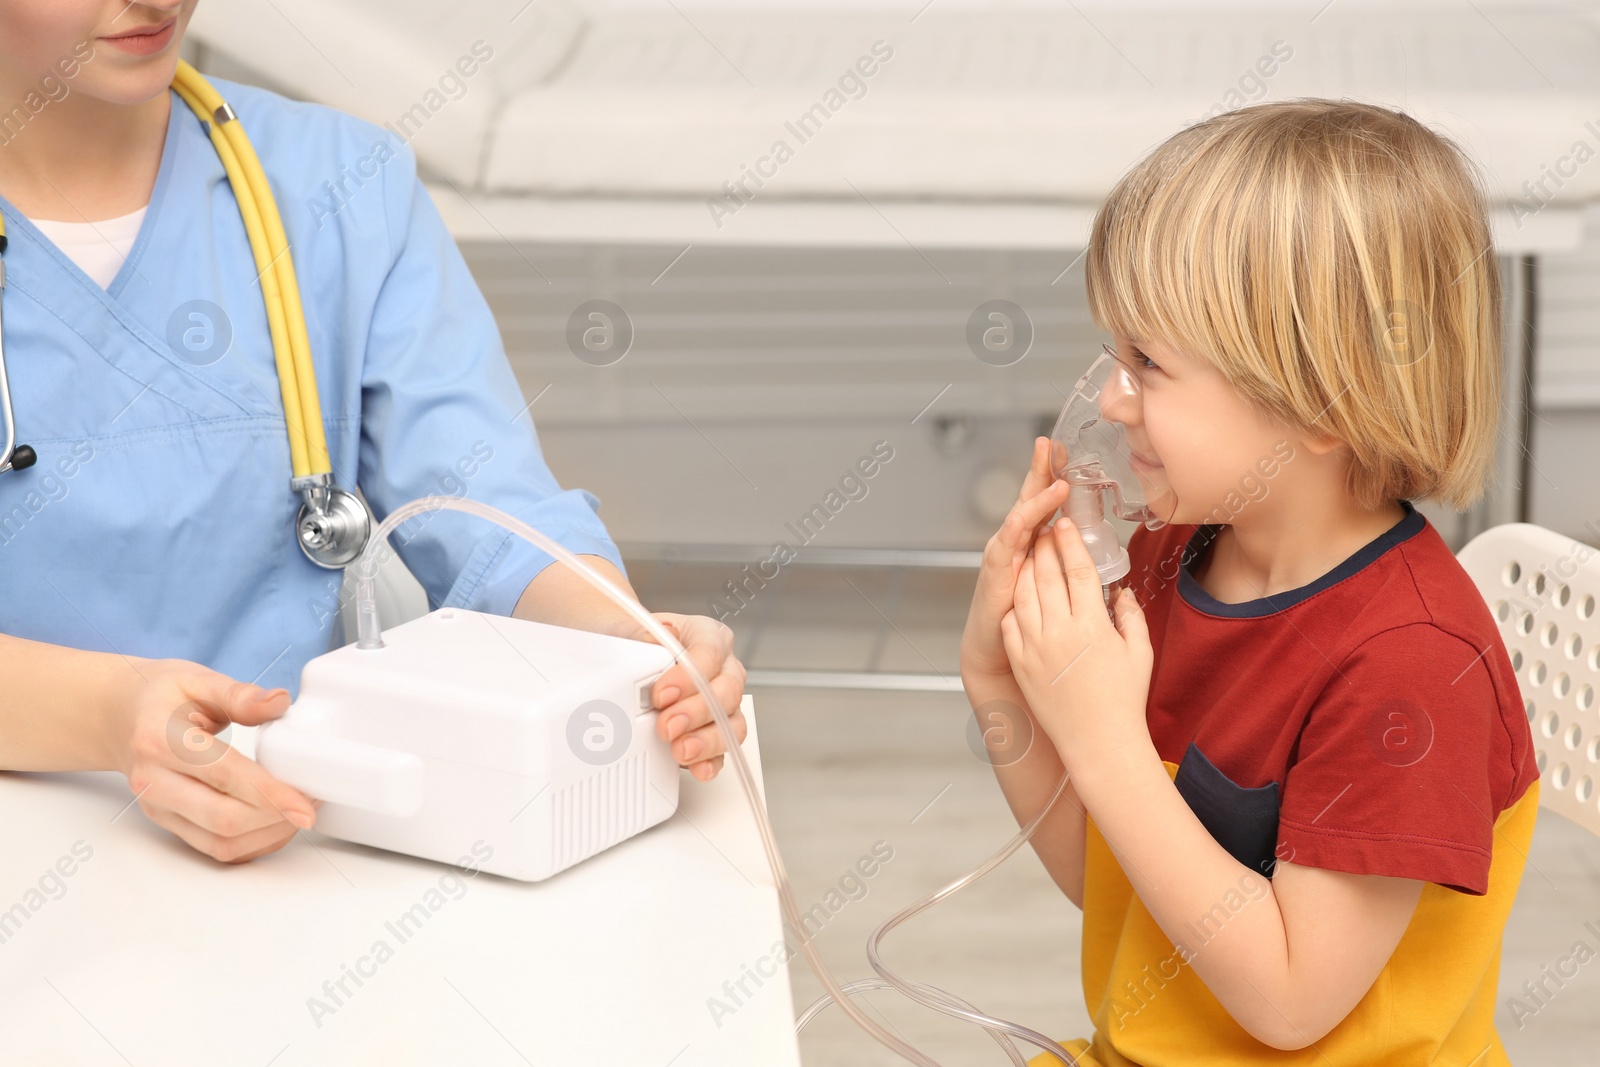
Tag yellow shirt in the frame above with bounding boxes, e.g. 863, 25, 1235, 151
1029, 763, 1538, 1066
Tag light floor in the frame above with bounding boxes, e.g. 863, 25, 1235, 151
627, 560, 1600, 1066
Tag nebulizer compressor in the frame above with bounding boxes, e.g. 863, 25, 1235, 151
253, 344, 1172, 1066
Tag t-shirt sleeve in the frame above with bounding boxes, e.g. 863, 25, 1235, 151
355, 136, 624, 616
1275, 622, 1508, 895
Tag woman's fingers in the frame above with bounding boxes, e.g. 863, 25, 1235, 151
661, 659, 747, 748
141, 804, 298, 864
180, 738, 317, 829
672, 703, 748, 767
613, 611, 750, 780
690, 755, 726, 782
182, 670, 292, 731
651, 616, 735, 713
139, 765, 290, 840
160, 669, 316, 825
135, 761, 301, 864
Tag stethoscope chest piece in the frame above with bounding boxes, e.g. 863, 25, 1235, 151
294, 475, 371, 569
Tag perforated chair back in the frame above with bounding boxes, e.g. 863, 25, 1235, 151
1457, 523, 1600, 837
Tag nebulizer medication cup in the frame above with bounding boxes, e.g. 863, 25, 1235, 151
1066, 482, 1131, 613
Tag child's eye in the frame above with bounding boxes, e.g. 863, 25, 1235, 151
1132, 348, 1160, 372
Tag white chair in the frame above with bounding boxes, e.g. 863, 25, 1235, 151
1458, 523, 1600, 836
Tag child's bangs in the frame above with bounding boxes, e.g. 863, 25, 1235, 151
1084, 131, 1264, 393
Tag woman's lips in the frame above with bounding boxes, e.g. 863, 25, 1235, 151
102, 17, 177, 55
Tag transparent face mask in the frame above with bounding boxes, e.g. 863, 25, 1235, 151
1047, 343, 1178, 588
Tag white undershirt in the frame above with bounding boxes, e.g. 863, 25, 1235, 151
28, 206, 149, 289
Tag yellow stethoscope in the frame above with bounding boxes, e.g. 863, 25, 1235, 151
0, 60, 370, 568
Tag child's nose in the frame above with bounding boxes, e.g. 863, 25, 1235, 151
1098, 366, 1143, 427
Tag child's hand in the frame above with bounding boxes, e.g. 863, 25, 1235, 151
1000, 518, 1154, 769
961, 438, 1074, 680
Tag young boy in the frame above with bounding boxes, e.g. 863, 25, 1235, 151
962, 100, 1539, 1065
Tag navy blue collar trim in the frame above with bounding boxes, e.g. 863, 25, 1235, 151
1177, 499, 1425, 618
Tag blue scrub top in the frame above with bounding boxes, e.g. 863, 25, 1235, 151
0, 77, 625, 698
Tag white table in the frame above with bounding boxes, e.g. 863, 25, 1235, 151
0, 695, 801, 1066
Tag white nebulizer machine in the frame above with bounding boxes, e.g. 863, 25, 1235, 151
257, 592, 677, 882
256, 497, 681, 882
250, 342, 1173, 1067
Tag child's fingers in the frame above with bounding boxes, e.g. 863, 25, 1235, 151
980, 514, 1027, 605
1114, 587, 1150, 650
1014, 553, 1042, 636
1052, 517, 1104, 617
1003, 479, 1071, 558
1000, 609, 1023, 658
985, 511, 1024, 565
1015, 437, 1054, 505
1033, 524, 1068, 615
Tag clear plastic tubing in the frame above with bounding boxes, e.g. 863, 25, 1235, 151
797, 767, 1078, 1066
353, 497, 1081, 1067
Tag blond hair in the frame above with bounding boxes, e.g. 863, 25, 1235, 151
1085, 99, 1502, 511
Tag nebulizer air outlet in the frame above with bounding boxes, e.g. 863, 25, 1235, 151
252, 344, 1173, 1066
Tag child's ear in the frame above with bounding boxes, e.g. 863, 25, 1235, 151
1300, 429, 1348, 456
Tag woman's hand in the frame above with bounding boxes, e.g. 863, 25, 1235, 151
1001, 519, 1154, 770
632, 612, 749, 781
110, 659, 319, 863
514, 558, 746, 780
961, 436, 1073, 681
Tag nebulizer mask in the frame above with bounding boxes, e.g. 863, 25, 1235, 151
1047, 342, 1177, 605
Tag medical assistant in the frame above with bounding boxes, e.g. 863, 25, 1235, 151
0, 76, 626, 699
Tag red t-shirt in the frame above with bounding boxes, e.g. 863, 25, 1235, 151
1125, 498, 1538, 895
